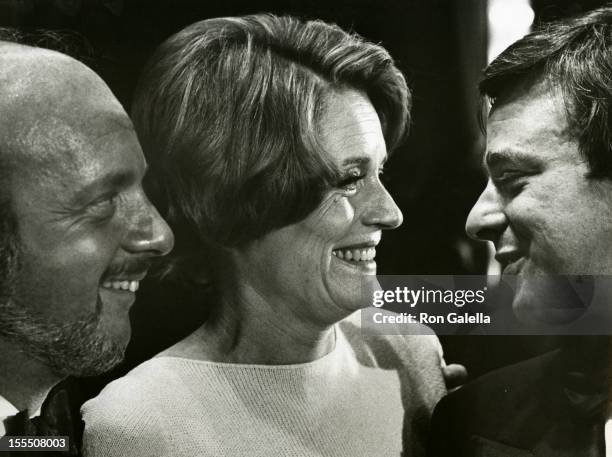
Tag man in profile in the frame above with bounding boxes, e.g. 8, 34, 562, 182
0, 35, 174, 452
428, 6, 611, 456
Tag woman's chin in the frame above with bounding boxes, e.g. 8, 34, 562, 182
327, 258, 380, 313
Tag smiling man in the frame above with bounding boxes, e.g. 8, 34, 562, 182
0, 38, 174, 447
428, 5, 611, 457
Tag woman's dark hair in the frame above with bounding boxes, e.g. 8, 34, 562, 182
132, 14, 410, 280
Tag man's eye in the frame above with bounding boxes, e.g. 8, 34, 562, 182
493, 171, 527, 193
88, 194, 118, 219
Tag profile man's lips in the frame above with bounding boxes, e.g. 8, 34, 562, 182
497, 256, 526, 276
101, 280, 141, 292
495, 248, 522, 267
101, 272, 148, 293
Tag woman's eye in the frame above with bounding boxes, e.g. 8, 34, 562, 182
338, 168, 365, 194
378, 167, 390, 184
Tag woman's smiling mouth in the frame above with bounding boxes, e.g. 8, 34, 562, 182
331, 242, 378, 274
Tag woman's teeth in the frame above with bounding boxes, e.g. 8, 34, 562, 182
102, 280, 140, 292
332, 247, 376, 262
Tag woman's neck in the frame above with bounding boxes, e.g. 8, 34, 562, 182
206, 301, 337, 364
169, 286, 340, 365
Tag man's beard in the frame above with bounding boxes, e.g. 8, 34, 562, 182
0, 234, 125, 377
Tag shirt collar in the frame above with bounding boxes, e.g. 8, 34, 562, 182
0, 394, 19, 421
0, 394, 19, 437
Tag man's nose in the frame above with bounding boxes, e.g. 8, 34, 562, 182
124, 197, 174, 256
361, 181, 403, 229
465, 180, 507, 242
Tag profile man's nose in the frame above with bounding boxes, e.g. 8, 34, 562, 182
126, 201, 175, 256
465, 180, 507, 242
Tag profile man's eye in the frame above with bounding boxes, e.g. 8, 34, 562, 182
88, 193, 119, 219
493, 171, 528, 194
498, 171, 522, 182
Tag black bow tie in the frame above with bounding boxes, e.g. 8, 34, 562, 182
2, 389, 82, 456
3, 409, 36, 436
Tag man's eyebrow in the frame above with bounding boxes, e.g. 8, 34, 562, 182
72, 170, 137, 203
484, 149, 542, 170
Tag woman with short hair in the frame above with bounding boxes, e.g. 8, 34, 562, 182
82, 14, 446, 457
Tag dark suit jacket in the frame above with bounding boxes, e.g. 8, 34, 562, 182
427, 349, 607, 457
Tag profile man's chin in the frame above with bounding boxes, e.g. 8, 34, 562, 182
0, 299, 127, 377
513, 275, 593, 325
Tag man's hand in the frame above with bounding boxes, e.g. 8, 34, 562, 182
442, 363, 468, 392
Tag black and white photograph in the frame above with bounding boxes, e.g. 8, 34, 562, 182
0, 0, 610, 455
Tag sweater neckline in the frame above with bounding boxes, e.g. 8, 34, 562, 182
152, 324, 347, 371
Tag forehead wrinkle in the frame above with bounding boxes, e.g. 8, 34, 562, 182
7, 119, 131, 196
7, 107, 133, 159
489, 80, 573, 140
322, 122, 386, 163
323, 114, 382, 136
0, 47, 129, 158
320, 88, 384, 147
486, 91, 578, 173
0, 48, 84, 105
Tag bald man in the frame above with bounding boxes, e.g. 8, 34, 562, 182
0, 38, 174, 452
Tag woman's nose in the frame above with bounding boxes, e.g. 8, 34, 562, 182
361, 182, 403, 229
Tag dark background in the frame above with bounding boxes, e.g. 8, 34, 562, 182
1, 0, 608, 399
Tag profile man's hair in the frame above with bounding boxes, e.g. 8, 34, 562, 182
132, 14, 409, 280
480, 5, 612, 177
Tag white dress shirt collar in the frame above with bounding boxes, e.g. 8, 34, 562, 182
0, 394, 19, 437
605, 408, 611, 457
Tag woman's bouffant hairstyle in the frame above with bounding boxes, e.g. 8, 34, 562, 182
132, 14, 409, 280
481, 5, 612, 178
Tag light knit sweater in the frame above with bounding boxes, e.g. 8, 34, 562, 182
82, 316, 446, 457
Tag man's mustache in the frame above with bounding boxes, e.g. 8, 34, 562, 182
102, 258, 153, 280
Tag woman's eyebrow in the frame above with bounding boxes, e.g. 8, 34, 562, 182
341, 156, 371, 167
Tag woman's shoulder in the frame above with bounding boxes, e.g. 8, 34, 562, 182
81, 357, 193, 429
338, 312, 446, 413
81, 358, 187, 457
339, 312, 444, 375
